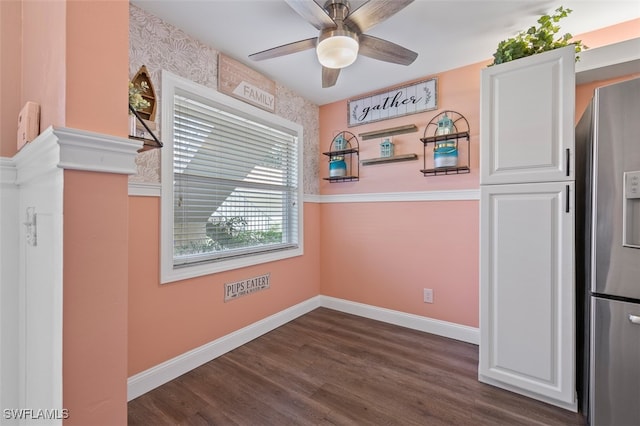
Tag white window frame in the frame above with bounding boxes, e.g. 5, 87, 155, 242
160, 71, 303, 283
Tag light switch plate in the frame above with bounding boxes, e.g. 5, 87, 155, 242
17, 101, 40, 151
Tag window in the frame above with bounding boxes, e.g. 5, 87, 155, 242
161, 72, 303, 283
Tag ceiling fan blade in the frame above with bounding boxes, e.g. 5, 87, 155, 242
285, 0, 336, 30
358, 34, 417, 65
249, 38, 317, 61
345, 0, 414, 33
322, 66, 340, 88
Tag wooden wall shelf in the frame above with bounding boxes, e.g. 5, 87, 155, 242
323, 131, 359, 182
420, 111, 470, 177
359, 124, 418, 141
361, 154, 418, 166
131, 65, 157, 121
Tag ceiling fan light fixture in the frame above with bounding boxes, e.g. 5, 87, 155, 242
316, 30, 359, 69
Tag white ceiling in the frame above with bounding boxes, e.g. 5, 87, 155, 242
132, 0, 640, 105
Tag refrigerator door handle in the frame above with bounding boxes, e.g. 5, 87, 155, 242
565, 185, 570, 213
566, 148, 570, 176
630, 314, 640, 325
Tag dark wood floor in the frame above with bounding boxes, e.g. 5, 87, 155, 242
128, 308, 585, 425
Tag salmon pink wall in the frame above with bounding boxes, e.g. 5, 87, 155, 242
319, 61, 486, 195
126, 3, 322, 378
319, 62, 484, 327
6, 4, 638, 417
63, 170, 130, 426
128, 198, 321, 375
576, 73, 640, 123
1, 0, 130, 157
577, 18, 640, 48
65, 0, 129, 136
0, 0, 66, 158
321, 201, 479, 327
318, 20, 639, 329
9, 0, 136, 424
21, 0, 66, 139
574, 19, 640, 121
0, 1, 22, 157
61, 1, 131, 424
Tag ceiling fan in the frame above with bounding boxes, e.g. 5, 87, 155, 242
249, 0, 418, 88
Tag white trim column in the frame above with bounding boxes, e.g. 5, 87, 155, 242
0, 158, 19, 424
0, 127, 140, 424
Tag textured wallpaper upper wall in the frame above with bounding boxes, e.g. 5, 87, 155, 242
128, 4, 320, 195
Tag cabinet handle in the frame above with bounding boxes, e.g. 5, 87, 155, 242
565, 185, 570, 213
630, 315, 640, 325
566, 149, 570, 177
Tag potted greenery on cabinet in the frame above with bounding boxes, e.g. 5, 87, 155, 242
489, 6, 587, 66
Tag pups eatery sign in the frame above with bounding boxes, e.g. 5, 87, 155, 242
224, 273, 270, 302
347, 78, 437, 127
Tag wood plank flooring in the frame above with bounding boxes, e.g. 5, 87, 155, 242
128, 308, 585, 425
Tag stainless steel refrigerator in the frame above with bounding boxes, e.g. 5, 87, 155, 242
576, 77, 640, 426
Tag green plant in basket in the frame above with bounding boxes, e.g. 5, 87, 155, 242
490, 6, 587, 66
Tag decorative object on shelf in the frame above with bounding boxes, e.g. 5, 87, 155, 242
129, 65, 162, 151
334, 133, 348, 151
329, 157, 347, 177
380, 138, 394, 158
489, 6, 587, 66
434, 113, 458, 168
348, 78, 437, 127
434, 140, 458, 169
323, 131, 359, 182
130, 65, 156, 120
128, 81, 150, 111
436, 113, 454, 135
127, 80, 148, 138
420, 110, 470, 176
360, 127, 419, 166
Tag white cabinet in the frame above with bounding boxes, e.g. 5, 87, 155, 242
479, 182, 575, 407
479, 46, 576, 411
480, 47, 575, 185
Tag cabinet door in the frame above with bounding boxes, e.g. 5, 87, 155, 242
480, 46, 575, 185
479, 182, 575, 407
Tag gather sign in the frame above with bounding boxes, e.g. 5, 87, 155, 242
347, 78, 437, 127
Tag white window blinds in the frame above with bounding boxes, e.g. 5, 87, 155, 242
172, 94, 299, 267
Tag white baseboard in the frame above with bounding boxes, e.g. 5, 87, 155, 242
127, 296, 322, 401
128, 296, 479, 401
319, 296, 479, 345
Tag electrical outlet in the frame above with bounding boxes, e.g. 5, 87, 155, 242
423, 288, 433, 303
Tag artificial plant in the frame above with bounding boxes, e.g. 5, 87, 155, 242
489, 6, 587, 66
